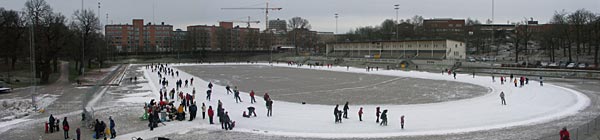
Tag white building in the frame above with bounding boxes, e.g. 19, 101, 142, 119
326, 39, 466, 60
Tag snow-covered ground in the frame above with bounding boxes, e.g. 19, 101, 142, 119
118, 63, 590, 139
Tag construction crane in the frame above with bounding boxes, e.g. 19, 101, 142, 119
219, 16, 260, 28
221, 1, 282, 31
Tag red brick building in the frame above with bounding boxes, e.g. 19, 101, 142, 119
105, 19, 173, 52
187, 22, 261, 51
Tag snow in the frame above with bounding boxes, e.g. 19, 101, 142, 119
119, 63, 589, 139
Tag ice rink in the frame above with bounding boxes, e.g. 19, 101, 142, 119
119, 63, 590, 139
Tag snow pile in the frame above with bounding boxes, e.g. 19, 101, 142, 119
124, 63, 589, 139
0, 94, 58, 121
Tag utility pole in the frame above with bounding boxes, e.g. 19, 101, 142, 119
395, 4, 399, 40
335, 13, 339, 34
82, 0, 85, 78
491, 0, 495, 56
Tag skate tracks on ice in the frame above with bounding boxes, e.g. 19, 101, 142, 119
129, 63, 589, 139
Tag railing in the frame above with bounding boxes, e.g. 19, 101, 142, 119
536, 114, 600, 140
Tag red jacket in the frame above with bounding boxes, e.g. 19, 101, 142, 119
358, 109, 363, 115
207, 108, 214, 116
250, 91, 255, 97
560, 129, 570, 140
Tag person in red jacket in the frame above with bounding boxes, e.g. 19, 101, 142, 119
560, 127, 570, 140
250, 90, 256, 104
207, 106, 214, 124
358, 107, 363, 121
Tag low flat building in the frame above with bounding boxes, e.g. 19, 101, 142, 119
326, 39, 466, 60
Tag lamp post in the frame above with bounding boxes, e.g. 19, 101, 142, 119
335, 13, 339, 34
394, 4, 399, 40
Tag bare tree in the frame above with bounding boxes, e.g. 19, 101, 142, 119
288, 17, 311, 30
72, 9, 100, 74
567, 9, 595, 62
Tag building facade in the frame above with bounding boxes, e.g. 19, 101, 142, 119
187, 22, 261, 51
268, 18, 287, 33
326, 39, 466, 60
105, 19, 173, 52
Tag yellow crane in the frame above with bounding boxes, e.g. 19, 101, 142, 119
221, 1, 282, 31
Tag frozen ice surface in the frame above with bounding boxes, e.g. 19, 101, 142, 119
118, 63, 589, 139
176, 65, 488, 105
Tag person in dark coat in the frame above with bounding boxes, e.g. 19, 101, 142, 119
76, 127, 81, 140
334, 105, 341, 123
376, 107, 381, 123
206, 89, 212, 101
63, 117, 70, 139
266, 99, 273, 117
343, 102, 350, 119
220, 109, 226, 129
400, 115, 405, 129
226, 85, 232, 94
247, 106, 257, 117
208, 82, 213, 89
48, 114, 55, 133
189, 102, 198, 121
109, 116, 116, 138
223, 112, 232, 130
234, 90, 242, 103
208, 106, 214, 124
55, 118, 60, 132
380, 110, 388, 126
94, 119, 100, 139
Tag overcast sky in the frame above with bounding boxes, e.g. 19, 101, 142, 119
1, 0, 599, 33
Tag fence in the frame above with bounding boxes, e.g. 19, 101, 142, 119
536, 114, 600, 140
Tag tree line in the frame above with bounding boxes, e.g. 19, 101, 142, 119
0, 0, 106, 84
341, 11, 600, 65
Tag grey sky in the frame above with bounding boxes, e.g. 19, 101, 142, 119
1, 0, 599, 33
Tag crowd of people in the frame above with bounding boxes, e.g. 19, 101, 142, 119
143, 63, 278, 132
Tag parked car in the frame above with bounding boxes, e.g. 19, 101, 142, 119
540, 62, 549, 67
548, 62, 559, 68
577, 63, 587, 69
559, 61, 568, 68
0, 81, 10, 93
566, 62, 576, 69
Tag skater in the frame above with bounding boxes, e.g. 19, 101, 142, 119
76, 127, 80, 140
500, 92, 506, 105
249, 90, 256, 104
334, 105, 341, 123
226, 85, 232, 94
514, 79, 518, 87
206, 89, 212, 101
108, 116, 116, 138
400, 115, 405, 129
63, 117, 70, 139
376, 107, 381, 123
208, 106, 214, 124
539, 76, 544, 86
247, 106, 257, 117
500, 76, 504, 84
380, 110, 388, 126
189, 102, 198, 121
358, 107, 363, 121
560, 127, 570, 140
190, 78, 194, 86
263, 93, 271, 101
202, 103, 206, 119
223, 112, 232, 130
453, 71, 457, 79
266, 99, 273, 117
526, 77, 529, 84
492, 75, 495, 82
208, 82, 213, 89
343, 102, 350, 119
472, 72, 475, 78
49, 114, 55, 133
234, 89, 243, 103
510, 74, 514, 81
